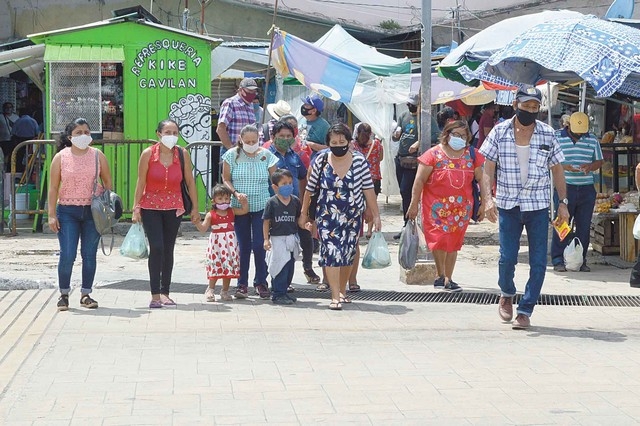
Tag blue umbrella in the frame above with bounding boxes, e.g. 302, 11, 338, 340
458, 15, 640, 98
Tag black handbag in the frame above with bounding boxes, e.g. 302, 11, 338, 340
308, 152, 328, 220
177, 147, 193, 215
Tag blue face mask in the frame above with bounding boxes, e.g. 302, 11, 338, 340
448, 136, 467, 151
278, 184, 294, 198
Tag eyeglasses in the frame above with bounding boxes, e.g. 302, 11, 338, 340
450, 131, 466, 138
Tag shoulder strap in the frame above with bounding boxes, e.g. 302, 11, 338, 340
92, 149, 99, 196
365, 141, 375, 160
177, 146, 185, 175
313, 152, 329, 193
100, 232, 115, 256
469, 145, 476, 161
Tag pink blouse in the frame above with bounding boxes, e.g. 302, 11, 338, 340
58, 147, 102, 206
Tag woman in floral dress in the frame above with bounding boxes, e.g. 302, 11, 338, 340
407, 120, 484, 293
300, 123, 382, 310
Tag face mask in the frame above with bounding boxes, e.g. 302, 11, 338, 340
330, 145, 349, 157
274, 137, 294, 151
569, 130, 585, 140
161, 135, 178, 149
70, 134, 92, 150
408, 104, 418, 113
215, 203, 230, 211
241, 89, 257, 103
300, 106, 313, 116
516, 108, 538, 126
278, 184, 294, 198
448, 136, 467, 151
242, 142, 260, 154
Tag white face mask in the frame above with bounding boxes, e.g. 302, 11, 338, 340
161, 135, 179, 149
242, 142, 260, 154
70, 134, 92, 150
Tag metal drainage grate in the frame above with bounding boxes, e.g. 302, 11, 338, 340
102, 280, 640, 307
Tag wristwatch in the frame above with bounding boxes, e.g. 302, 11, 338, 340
560, 198, 569, 205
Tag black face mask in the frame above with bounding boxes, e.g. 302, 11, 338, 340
408, 104, 418, 113
330, 145, 349, 157
301, 106, 313, 116
569, 130, 585, 141
516, 108, 538, 126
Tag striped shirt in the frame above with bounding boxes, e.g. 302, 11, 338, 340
222, 147, 278, 212
218, 94, 256, 146
480, 118, 565, 212
555, 129, 603, 186
306, 150, 374, 213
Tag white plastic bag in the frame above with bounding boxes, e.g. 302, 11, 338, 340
563, 237, 583, 271
633, 214, 640, 240
362, 232, 392, 269
119, 223, 149, 259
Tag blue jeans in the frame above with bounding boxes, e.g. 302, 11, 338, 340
271, 254, 295, 299
235, 210, 267, 287
498, 206, 549, 317
550, 185, 596, 267
56, 205, 101, 295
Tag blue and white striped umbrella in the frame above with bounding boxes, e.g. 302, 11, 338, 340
459, 15, 640, 98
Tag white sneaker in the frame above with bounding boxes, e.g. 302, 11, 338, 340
204, 287, 216, 302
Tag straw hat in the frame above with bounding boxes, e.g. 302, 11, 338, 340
266, 100, 292, 119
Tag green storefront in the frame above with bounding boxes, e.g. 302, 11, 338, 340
28, 19, 221, 214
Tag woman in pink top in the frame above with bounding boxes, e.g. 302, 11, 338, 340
48, 118, 113, 311
132, 119, 200, 308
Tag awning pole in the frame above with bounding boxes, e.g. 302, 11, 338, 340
262, 0, 280, 126
419, 0, 432, 154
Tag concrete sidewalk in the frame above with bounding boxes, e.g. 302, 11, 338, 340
1, 196, 640, 424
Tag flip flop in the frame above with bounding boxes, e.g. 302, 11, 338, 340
328, 300, 342, 310
339, 295, 352, 304
161, 296, 176, 306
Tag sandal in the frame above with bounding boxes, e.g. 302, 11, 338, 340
160, 295, 176, 306
328, 300, 342, 310
339, 294, 352, 304
348, 282, 361, 293
80, 295, 98, 309
304, 269, 321, 284
315, 282, 330, 291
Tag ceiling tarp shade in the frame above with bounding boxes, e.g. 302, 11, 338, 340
43, 45, 124, 62
314, 25, 411, 76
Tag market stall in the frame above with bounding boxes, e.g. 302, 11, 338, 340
27, 17, 221, 213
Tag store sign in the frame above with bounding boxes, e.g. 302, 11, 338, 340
130, 39, 203, 89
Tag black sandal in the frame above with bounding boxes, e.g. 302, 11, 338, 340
348, 282, 361, 292
57, 295, 69, 312
80, 295, 98, 309
304, 269, 321, 284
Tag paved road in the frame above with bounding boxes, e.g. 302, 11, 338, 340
1, 196, 639, 424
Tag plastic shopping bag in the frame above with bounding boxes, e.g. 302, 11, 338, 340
119, 223, 149, 259
634, 214, 640, 240
563, 237, 583, 271
362, 232, 392, 269
398, 220, 419, 270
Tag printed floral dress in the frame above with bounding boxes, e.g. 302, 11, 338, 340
418, 145, 484, 252
310, 155, 372, 267
205, 209, 240, 279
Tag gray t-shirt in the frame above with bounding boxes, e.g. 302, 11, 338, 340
262, 195, 301, 236
396, 111, 418, 157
